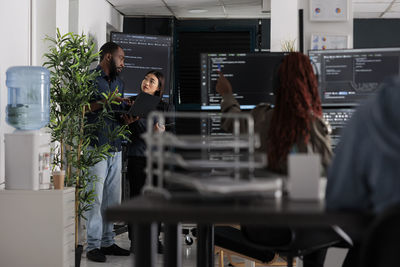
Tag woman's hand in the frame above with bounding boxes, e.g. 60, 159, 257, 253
216, 71, 233, 96
154, 122, 166, 133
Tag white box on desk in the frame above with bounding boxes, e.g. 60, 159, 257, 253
288, 154, 321, 200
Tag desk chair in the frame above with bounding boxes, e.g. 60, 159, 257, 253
241, 226, 343, 267
214, 226, 278, 267
360, 204, 400, 267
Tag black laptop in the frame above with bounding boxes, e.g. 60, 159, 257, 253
116, 92, 161, 118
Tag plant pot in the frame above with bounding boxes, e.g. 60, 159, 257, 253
75, 244, 83, 267
52, 170, 65, 190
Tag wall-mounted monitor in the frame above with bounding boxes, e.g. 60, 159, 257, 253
111, 32, 172, 99
309, 47, 400, 106
200, 53, 286, 110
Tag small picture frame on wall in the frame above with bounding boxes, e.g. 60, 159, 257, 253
311, 34, 349, 50
310, 0, 349, 22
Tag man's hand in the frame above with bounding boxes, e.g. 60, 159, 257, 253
122, 114, 139, 125
122, 98, 133, 106
216, 71, 233, 96
154, 122, 166, 133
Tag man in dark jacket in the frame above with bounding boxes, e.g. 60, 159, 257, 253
326, 77, 400, 266
85, 42, 135, 262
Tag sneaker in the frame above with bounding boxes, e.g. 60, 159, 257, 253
86, 248, 106, 262
100, 244, 130, 256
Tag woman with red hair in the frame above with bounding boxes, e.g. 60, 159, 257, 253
217, 52, 332, 174
217, 52, 337, 267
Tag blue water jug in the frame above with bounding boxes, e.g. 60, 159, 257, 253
6, 66, 50, 130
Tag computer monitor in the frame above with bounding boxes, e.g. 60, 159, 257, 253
322, 108, 355, 149
309, 47, 400, 106
111, 32, 172, 99
200, 52, 286, 110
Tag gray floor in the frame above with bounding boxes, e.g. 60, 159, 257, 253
80, 231, 347, 267
80, 231, 208, 267
80, 231, 277, 267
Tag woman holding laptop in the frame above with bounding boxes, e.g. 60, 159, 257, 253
125, 70, 173, 253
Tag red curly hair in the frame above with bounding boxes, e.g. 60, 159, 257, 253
267, 52, 322, 172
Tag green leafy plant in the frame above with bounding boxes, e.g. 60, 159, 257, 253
44, 29, 129, 248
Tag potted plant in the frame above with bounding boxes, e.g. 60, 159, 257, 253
281, 39, 297, 52
44, 29, 129, 266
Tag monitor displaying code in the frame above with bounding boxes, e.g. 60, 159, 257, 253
200, 53, 286, 110
111, 32, 172, 98
309, 48, 400, 106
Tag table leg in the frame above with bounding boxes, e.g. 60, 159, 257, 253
164, 223, 182, 267
134, 223, 157, 267
197, 224, 214, 267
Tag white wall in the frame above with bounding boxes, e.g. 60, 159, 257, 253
0, 0, 122, 187
0, 0, 32, 187
56, 0, 69, 35
299, 0, 353, 52
69, 0, 79, 34
32, 0, 57, 66
77, 0, 123, 51
270, 0, 299, 52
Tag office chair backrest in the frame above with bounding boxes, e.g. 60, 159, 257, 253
361, 204, 400, 267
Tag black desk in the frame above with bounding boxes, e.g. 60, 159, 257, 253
106, 195, 371, 267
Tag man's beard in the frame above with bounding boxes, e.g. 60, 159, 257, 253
109, 58, 118, 81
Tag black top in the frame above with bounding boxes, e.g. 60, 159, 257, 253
126, 96, 173, 157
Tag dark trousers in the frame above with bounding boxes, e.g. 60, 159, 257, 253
127, 156, 147, 199
126, 156, 161, 241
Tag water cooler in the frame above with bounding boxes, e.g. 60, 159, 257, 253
4, 66, 51, 190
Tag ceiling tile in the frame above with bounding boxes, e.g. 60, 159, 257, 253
353, 12, 384, 18
353, 3, 389, 12
381, 11, 400, 18
224, 5, 270, 18
164, 0, 218, 6
221, 0, 261, 4
108, 0, 400, 19
172, 5, 225, 18
386, 2, 400, 11
119, 7, 173, 16
108, 0, 161, 6
353, 0, 393, 2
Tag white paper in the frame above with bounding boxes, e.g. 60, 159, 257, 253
311, 34, 349, 50
310, 0, 348, 21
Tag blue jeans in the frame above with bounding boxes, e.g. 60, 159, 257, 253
85, 151, 122, 251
